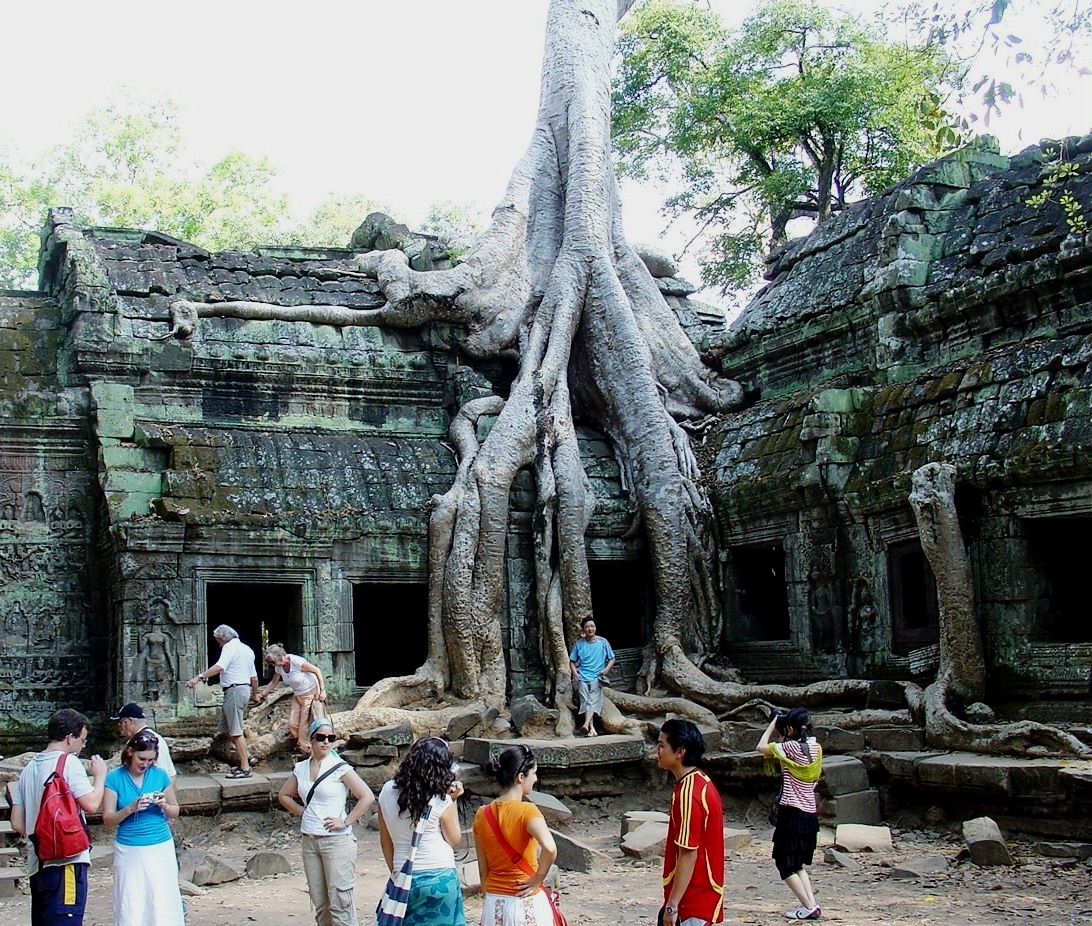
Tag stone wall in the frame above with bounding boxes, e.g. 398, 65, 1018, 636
708, 136, 1092, 701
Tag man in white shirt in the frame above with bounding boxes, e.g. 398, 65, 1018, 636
10, 708, 107, 926
185, 624, 258, 778
111, 701, 177, 779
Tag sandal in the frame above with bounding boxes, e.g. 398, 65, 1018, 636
226, 767, 252, 779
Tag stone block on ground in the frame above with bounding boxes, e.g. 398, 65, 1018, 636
962, 816, 1013, 866
823, 848, 859, 870
820, 789, 883, 826
345, 722, 413, 748
217, 771, 272, 810
1038, 841, 1092, 860
178, 879, 206, 897
246, 851, 292, 878
192, 854, 246, 886
621, 821, 668, 859
621, 810, 669, 837
89, 844, 114, 866
834, 823, 893, 854
819, 755, 871, 796
550, 828, 614, 872
508, 695, 558, 738
723, 828, 752, 852
527, 791, 573, 826
462, 736, 646, 769
447, 709, 484, 741
891, 857, 949, 879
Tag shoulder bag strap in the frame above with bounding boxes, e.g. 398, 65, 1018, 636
482, 803, 536, 879
304, 761, 348, 806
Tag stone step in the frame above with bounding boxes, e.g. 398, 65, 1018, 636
0, 866, 26, 899
463, 735, 647, 769
0, 820, 16, 845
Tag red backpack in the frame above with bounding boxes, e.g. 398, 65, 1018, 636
31, 753, 91, 861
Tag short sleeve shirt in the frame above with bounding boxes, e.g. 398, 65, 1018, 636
472, 800, 545, 896
568, 637, 615, 681
276, 654, 319, 695
13, 751, 94, 875
663, 768, 725, 923
105, 765, 172, 846
214, 638, 257, 686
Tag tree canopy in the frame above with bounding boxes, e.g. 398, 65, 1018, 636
612, 0, 961, 290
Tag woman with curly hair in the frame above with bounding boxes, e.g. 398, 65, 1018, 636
377, 736, 467, 926
471, 745, 558, 926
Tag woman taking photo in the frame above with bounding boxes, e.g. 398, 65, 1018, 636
278, 718, 375, 926
757, 707, 823, 921
102, 729, 184, 926
472, 745, 558, 926
377, 736, 467, 926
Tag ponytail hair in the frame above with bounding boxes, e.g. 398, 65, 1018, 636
784, 707, 813, 762
484, 744, 536, 787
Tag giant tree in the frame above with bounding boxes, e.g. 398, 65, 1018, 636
612, 0, 959, 290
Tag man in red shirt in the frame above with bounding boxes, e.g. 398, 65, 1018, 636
656, 718, 725, 926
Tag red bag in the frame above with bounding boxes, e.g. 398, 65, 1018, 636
31, 753, 91, 861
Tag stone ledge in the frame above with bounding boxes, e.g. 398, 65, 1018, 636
462, 735, 647, 769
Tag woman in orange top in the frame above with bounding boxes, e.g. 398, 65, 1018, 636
471, 745, 558, 926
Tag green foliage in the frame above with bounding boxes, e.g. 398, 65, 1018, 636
613, 0, 964, 291
419, 199, 487, 242
275, 193, 392, 249
1026, 145, 1088, 237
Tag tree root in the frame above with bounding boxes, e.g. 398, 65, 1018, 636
604, 689, 719, 726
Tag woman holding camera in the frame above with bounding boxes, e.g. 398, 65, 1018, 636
757, 707, 823, 921
102, 728, 184, 926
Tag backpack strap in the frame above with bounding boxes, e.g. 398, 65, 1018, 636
44, 752, 68, 788
305, 761, 348, 806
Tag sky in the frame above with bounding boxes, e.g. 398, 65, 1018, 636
1, 0, 1088, 296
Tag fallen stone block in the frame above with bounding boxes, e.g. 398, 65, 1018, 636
446, 710, 484, 741
0, 867, 26, 899
174, 775, 221, 815
621, 810, 669, 838
834, 824, 893, 854
192, 855, 246, 886
345, 722, 413, 748
528, 791, 573, 826
823, 848, 859, 870
890, 857, 949, 879
459, 860, 481, 895
246, 851, 292, 878
177, 879, 206, 897
551, 828, 614, 872
621, 821, 668, 859
962, 817, 1013, 867
89, 844, 114, 866
1038, 841, 1092, 860
723, 828, 752, 852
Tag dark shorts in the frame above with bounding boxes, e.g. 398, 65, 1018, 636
772, 805, 820, 880
31, 862, 88, 926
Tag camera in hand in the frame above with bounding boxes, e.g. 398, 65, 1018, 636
772, 708, 789, 733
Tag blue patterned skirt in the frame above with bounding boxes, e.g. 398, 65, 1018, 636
406, 867, 466, 926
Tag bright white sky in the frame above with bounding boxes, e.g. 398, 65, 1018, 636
1, 0, 1087, 292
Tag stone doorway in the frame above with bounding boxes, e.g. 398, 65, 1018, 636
1024, 516, 1091, 643
888, 539, 939, 655
727, 543, 790, 642
352, 582, 428, 685
205, 582, 304, 676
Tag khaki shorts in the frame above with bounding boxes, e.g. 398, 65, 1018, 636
217, 685, 250, 737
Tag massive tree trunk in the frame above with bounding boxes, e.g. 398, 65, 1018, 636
909, 463, 1088, 757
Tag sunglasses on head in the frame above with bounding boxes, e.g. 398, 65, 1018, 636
312, 733, 337, 743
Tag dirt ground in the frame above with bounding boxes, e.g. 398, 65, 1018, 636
2, 790, 1090, 926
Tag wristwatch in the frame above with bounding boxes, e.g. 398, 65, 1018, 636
664, 906, 677, 916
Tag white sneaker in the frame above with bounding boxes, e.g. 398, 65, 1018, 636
785, 909, 810, 920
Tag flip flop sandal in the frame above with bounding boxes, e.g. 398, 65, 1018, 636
226, 767, 252, 779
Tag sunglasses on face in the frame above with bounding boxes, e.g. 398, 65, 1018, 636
311, 733, 337, 743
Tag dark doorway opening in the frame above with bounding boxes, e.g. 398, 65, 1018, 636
206, 583, 303, 678
587, 558, 651, 649
1025, 517, 1090, 643
353, 582, 428, 685
888, 540, 939, 655
729, 544, 790, 641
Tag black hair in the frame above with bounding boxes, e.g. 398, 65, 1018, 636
779, 707, 814, 761
484, 744, 536, 788
48, 708, 90, 742
581, 616, 595, 627
659, 718, 706, 767
393, 737, 456, 823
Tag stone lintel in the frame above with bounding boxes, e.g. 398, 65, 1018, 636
462, 735, 647, 768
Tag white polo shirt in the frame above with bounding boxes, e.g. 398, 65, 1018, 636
214, 638, 257, 687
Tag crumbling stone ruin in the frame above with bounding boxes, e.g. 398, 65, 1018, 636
0, 135, 1089, 758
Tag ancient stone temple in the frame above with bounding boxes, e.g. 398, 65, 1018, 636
0, 136, 1088, 746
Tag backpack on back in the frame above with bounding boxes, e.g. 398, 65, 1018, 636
31, 753, 91, 861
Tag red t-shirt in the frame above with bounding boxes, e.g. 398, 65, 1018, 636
663, 768, 725, 923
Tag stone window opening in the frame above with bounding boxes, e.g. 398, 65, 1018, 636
352, 581, 428, 686
205, 582, 304, 678
887, 540, 939, 656
726, 544, 791, 642
1024, 516, 1091, 643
